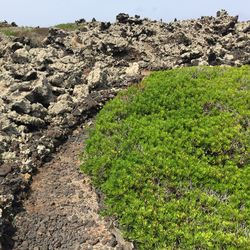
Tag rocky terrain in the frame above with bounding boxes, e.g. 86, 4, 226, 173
0, 10, 249, 249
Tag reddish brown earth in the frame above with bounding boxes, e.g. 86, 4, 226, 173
11, 124, 132, 250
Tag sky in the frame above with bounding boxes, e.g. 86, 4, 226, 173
0, 0, 249, 27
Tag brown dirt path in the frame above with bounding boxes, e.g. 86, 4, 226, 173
11, 125, 132, 250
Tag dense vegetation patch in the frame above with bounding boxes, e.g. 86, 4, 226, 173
0, 27, 19, 37
54, 22, 85, 31
81, 66, 250, 249
0, 27, 49, 46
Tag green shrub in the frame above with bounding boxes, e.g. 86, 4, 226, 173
0, 28, 18, 36
81, 66, 250, 249
0, 27, 49, 46
54, 23, 84, 31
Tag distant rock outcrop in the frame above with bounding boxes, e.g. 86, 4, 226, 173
0, 11, 249, 248
0, 20, 18, 28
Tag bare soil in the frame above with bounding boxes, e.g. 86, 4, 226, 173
11, 125, 130, 250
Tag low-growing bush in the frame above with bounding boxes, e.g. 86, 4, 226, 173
0, 27, 19, 36
54, 22, 85, 31
0, 27, 49, 46
81, 66, 250, 249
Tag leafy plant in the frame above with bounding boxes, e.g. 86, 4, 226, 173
54, 22, 85, 31
0, 28, 18, 36
81, 66, 250, 249
0, 27, 49, 46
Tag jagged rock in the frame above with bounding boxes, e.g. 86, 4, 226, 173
8, 112, 45, 129
180, 50, 203, 64
0, 116, 18, 135
10, 42, 23, 52
224, 53, 234, 61
0, 164, 12, 177
48, 98, 74, 115
66, 70, 84, 87
242, 24, 250, 33
11, 48, 31, 64
13, 36, 31, 46
10, 98, 31, 114
126, 62, 140, 76
87, 64, 108, 89
11, 22, 18, 27
207, 49, 217, 65
48, 73, 65, 87
1, 152, 16, 161
75, 18, 86, 25
24, 71, 37, 81
116, 13, 143, 25
44, 28, 67, 46
171, 32, 192, 46
0, 20, 9, 28
25, 78, 55, 107
29, 103, 47, 119
100, 22, 111, 31
116, 13, 130, 24
73, 85, 89, 100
